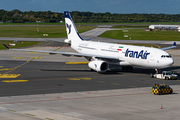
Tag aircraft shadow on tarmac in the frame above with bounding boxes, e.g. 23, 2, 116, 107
41, 69, 91, 72
40, 69, 121, 74
40, 68, 155, 75
40, 66, 180, 75
163, 66, 180, 71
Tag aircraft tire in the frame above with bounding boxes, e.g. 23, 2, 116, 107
122, 66, 126, 71
129, 66, 133, 71
122, 66, 133, 71
125, 66, 129, 71
150, 73, 154, 78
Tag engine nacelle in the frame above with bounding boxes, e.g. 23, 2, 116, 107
88, 60, 109, 73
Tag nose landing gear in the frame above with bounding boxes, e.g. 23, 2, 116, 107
155, 69, 161, 74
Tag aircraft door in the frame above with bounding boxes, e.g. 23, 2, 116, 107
148, 51, 157, 66
149, 51, 156, 61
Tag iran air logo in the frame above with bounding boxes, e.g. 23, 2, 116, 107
125, 48, 150, 59
66, 24, 71, 34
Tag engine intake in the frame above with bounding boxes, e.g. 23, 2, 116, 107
88, 60, 109, 73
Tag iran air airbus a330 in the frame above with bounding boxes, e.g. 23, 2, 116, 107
4, 11, 176, 73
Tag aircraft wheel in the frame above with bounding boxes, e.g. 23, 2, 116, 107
122, 66, 126, 71
125, 66, 129, 71
129, 66, 133, 71
122, 66, 133, 71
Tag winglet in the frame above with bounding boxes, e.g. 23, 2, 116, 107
160, 42, 177, 50
3, 44, 10, 49
173, 42, 176, 46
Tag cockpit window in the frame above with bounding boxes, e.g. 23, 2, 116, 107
161, 55, 172, 58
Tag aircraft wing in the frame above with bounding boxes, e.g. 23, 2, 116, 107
160, 42, 176, 51
51, 51, 121, 62
3, 44, 122, 62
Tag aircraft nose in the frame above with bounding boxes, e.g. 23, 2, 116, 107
167, 58, 174, 67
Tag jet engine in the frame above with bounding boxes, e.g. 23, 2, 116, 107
88, 60, 109, 73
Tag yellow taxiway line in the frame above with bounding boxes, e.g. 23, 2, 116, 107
97, 81, 105, 83
68, 78, 81, 80
2, 80, 29, 83
66, 62, 88, 64
0, 74, 21, 78
30, 57, 42, 59
68, 78, 92, 80
7, 109, 16, 112
27, 52, 39, 54
113, 83, 121, 86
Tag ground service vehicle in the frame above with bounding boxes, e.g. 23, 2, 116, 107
152, 84, 173, 95
150, 71, 178, 80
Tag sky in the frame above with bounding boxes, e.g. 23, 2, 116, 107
1, 0, 180, 14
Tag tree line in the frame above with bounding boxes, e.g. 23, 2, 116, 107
1, 9, 180, 23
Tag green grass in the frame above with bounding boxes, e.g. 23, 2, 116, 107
0, 23, 65, 25
0, 41, 42, 50
99, 29, 180, 41
1, 22, 180, 26
0, 26, 96, 38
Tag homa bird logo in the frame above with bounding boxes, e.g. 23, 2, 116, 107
66, 24, 71, 34
125, 49, 150, 59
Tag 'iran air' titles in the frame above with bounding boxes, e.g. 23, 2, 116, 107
125, 49, 150, 59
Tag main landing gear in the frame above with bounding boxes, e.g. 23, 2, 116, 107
122, 66, 133, 71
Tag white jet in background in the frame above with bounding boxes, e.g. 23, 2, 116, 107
4, 11, 176, 73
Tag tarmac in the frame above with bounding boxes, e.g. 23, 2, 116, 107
0, 85, 180, 120
0, 26, 180, 120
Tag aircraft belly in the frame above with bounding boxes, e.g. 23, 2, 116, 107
125, 57, 147, 67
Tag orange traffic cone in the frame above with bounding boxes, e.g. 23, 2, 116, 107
160, 104, 163, 109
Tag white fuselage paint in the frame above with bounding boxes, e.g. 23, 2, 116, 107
64, 11, 174, 70
71, 40, 174, 69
